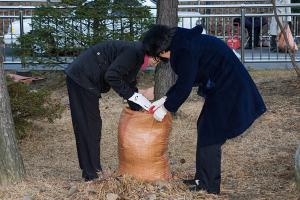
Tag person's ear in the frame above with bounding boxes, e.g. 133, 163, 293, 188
159, 51, 171, 58
159, 51, 167, 55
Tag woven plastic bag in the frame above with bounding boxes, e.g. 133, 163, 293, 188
118, 107, 172, 181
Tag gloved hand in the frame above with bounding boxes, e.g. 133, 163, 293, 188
153, 105, 167, 122
149, 96, 167, 113
128, 92, 151, 111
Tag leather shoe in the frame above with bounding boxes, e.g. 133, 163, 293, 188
183, 179, 200, 186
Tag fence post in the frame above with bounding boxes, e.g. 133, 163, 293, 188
241, 4, 245, 64
19, 8, 25, 69
0, 39, 3, 65
19, 9, 24, 36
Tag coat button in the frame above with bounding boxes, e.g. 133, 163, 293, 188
97, 52, 100, 55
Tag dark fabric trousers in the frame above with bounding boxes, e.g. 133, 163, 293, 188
66, 76, 102, 180
246, 26, 260, 47
195, 114, 223, 194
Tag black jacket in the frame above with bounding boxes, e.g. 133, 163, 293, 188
65, 41, 145, 99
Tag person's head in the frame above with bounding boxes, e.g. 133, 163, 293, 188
142, 24, 175, 63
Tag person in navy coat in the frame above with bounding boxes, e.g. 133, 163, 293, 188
143, 24, 266, 194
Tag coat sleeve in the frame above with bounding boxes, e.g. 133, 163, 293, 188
104, 48, 139, 99
164, 49, 198, 113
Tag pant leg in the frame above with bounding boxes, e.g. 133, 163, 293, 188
244, 26, 255, 49
270, 35, 277, 51
66, 76, 102, 180
194, 143, 222, 194
253, 27, 260, 47
195, 114, 223, 194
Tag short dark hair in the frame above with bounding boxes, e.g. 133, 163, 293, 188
142, 24, 176, 59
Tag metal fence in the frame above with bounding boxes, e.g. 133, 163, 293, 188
0, 3, 300, 69
178, 3, 300, 65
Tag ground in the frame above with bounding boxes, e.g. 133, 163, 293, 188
0, 69, 300, 200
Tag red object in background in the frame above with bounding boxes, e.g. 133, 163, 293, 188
227, 37, 241, 49
227, 22, 241, 49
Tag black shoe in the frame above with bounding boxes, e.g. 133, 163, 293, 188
84, 176, 98, 182
189, 183, 206, 192
184, 179, 220, 194
84, 174, 99, 182
96, 168, 102, 173
183, 179, 200, 186
189, 184, 220, 194
245, 43, 253, 49
183, 179, 206, 191
270, 48, 277, 52
270, 47, 277, 52
82, 171, 98, 182
270, 35, 277, 51
271, 47, 282, 53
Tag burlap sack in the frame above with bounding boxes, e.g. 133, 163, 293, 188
118, 107, 172, 181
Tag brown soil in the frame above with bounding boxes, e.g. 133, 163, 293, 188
0, 69, 299, 200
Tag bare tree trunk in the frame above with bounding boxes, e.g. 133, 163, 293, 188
0, 42, 25, 186
271, 0, 300, 77
296, 145, 300, 189
154, 0, 178, 100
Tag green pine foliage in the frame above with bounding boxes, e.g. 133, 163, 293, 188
111, 0, 154, 41
14, 0, 154, 63
6, 76, 64, 139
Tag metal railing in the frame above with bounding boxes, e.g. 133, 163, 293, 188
0, 3, 299, 69
177, 3, 300, 65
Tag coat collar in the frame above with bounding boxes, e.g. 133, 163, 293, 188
169, 26, 204, 73
170, 25, 204, 51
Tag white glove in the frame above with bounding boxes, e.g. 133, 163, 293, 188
128, 92, 152, 111
149, 96, 167, 113
153, 105, 167, 122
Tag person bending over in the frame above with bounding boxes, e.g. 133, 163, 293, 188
65, 40, 159, 181
143, 24, 266, 194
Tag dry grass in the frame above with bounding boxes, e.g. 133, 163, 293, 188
0, 69, 299, 200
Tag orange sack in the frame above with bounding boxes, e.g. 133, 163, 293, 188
118, 107, 172, 181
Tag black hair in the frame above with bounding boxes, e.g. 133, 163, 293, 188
142, 24, 176, 62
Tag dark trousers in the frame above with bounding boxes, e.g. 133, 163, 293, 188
246, 26, 260, 47
195, 114, 223, 194
195, 142, 222, 194
66, 76, 102, 180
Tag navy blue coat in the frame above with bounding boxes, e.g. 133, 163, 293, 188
164, 26, 266, 147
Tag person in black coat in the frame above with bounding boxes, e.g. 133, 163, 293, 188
143, 25, 266, 194
65, 40, 158, 181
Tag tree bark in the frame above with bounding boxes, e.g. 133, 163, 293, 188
154, 0, 178, 100
296, 145, 300, 189
0, 42, 25, 186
